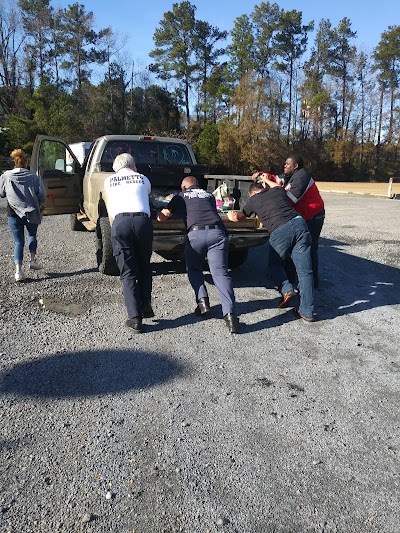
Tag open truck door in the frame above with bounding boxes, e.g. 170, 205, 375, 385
31, 135, 82, 215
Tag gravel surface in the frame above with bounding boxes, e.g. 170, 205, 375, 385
0, 193, 399, 533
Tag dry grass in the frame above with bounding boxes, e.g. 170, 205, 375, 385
317, 181, 400, 198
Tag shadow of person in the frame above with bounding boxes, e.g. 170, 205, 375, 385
229, 242, 270, 288
151, 260, 186, 276
315, 237, 400, 319
0, 349, 186, 399
149, 233, 399, 328
145, 302, 231, 332
45, 268, 98, 279
229, 237, 400, 322
237, 308, 296, 333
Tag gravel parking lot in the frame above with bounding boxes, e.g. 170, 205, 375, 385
0, 193, 399, 533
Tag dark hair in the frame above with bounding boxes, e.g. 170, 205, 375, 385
249, 182, 264, 194
288, 153, 304, 169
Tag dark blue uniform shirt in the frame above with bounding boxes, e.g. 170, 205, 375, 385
167, 186, 222, 231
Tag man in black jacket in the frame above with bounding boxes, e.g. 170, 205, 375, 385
228, 181, 316, 322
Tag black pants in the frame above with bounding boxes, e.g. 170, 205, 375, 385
284, 209, 325, 288
111, 213, 153, 318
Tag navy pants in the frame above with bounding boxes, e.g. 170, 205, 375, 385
185, 227, 236, 316
111, 213, 153, 318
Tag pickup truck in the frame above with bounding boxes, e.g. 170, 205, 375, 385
31, 134, 269, 275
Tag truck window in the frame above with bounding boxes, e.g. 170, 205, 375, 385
136, 143, 159, 164
39, 140, 76, 174
85, 140, 98, 171
162, 144, 190, 164
100, 140, 192, 171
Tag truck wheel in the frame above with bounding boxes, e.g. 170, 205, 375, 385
96, 216, 119, 276
70, 213, 86, 231
228, 249, 249, 269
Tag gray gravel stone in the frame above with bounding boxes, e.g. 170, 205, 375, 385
0, 194, 399, 532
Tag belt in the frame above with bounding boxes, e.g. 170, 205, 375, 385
116, 212, 148, 217
188, 224, 222, 232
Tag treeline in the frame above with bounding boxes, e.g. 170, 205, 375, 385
0, 0, 399, 180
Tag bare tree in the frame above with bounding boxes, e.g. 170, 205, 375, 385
0, 1, 25, 114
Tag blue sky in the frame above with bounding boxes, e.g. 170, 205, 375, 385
70, 0, 398, 67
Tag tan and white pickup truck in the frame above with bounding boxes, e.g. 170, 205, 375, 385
31, 134, 269, 274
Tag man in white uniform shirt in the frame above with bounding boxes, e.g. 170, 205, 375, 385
104, 153, 153, 333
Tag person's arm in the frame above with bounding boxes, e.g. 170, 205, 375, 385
157, 193, 183, 221
253, 171, 285, 187
157, 208, 172, 222
227, 210, 247, 222
263, 177, 280, 188
286, 169, 311, 203
251, 171, 263, 182
252, 171, 275, 183
36, 175, 46, 204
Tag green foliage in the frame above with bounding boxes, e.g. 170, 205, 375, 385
195, 121, 220, 166
226, 14, 256, 80
0, 0, 399, 180
252, 2, 282, 78
128, 85, 181, 134
31, 84, 84, 140
59, 3, 111, 91
373, 25, 400, 83
150, 1, 198, 122
3, 115, 36, 153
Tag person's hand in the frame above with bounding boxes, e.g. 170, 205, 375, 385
227, 211, 237, 222
157, 209, 171, 222
252, 171, 272, 184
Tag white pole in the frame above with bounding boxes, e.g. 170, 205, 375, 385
388, 178, 394, 198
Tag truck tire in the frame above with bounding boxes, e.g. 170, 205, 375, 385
228, 248, 249, 269
96, 216, 119, 276
70, 213, 87, 231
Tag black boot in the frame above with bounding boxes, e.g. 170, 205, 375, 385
223, 314, 239, 334
142, 299, 155, 318
194, 297, 210, 316
126, 317, 143, 333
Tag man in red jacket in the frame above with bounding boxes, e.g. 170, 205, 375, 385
253, 154, 325, 289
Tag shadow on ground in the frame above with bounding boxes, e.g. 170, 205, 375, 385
221, 238, 400, 321
44, 268, 98, 278
0, 349, 186, 398
314, 237, 400, 319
